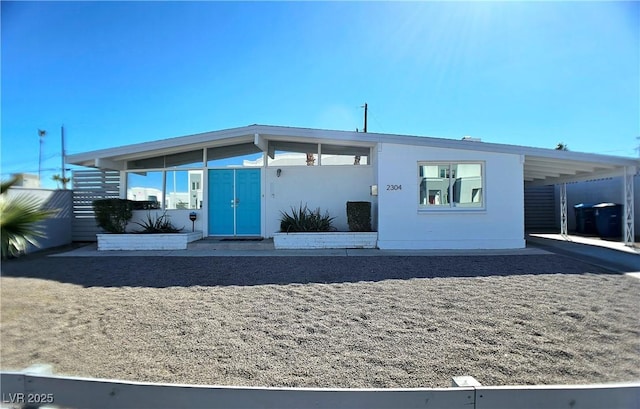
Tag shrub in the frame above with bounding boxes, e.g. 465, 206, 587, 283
133, 212, 183, 233
280, 203, 335, 232
346, 201, 372, 232
93, 199, 133, 233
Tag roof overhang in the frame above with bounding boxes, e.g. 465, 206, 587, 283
66, 124, 640, 184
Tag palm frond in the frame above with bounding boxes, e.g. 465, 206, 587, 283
0, 176, 19, 194
0, 193, 58, 258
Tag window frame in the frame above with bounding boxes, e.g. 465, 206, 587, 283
417, 161, 486, 211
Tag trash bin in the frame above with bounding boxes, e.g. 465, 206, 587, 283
594, 203, 623, 238
573, 203, 597, 234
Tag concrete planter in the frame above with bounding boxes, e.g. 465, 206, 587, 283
273, 232, 378, 249
97, 231, 203, 251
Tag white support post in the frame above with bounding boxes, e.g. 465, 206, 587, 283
560, 183, 568, 237
623, 167, 635, 247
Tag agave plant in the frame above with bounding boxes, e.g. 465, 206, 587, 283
0, 177, 58, 258
133, 211, 183, 233
280, 203, 335, 232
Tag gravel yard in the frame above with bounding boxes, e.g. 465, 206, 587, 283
1, 254, 639, 388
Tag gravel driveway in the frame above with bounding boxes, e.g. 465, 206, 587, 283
1, 253, 639, 388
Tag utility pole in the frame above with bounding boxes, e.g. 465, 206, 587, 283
362, 102, 368, 133
61, 125, 66, 184
355, 103, 368, 165
38, 129, 47, 186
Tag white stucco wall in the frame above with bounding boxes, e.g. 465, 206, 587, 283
5, 188, 73, 253
376, 143, 525, 249
264, 165, 376, 236
128, 209, 205, 233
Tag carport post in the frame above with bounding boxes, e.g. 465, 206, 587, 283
623, 166, 635, 247
560, 183, 567, 237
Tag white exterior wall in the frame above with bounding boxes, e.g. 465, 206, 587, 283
376, 143, 525, 249
5, 188, 72, 252
264, 165, 376, 236
127, 209, 205, 233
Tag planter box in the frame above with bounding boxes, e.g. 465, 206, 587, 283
97, 231, 203, 251
273, 232, 378, 249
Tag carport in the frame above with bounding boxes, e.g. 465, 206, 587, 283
522, 148, 638, 247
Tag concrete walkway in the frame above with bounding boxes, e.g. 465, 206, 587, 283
52, 235, 640, 275
527, 233, 640, 273
53, 239, 550, 257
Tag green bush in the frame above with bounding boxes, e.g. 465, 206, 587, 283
93, 199, 133, 233
346, 201, 372, 232
133, 212, 183, 233
280, 203, 335, 232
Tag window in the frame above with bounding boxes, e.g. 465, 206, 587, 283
267, 141, 318, 166
207, 144, 263, 167
127, 149, 203, 170
126, 169, 204, 210
418, 162, 483, 209
165, 170, 203, 210
127, 171, 163, 209
320, 144, 370, 165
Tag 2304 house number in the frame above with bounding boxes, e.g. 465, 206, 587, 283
386, 184, 402, 191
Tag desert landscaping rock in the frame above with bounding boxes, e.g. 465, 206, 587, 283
1, 254, 639, 388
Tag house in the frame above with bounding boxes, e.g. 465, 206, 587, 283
67, 124, 639, 249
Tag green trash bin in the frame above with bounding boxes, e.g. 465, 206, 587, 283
594, 203, 623, 238
573, 203, 597, 234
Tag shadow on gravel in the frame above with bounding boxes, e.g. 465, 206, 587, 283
0, 254, 615, 288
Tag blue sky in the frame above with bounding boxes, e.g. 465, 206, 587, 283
2, 1, 638, 188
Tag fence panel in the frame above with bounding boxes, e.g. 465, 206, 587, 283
72, 170, 120, 241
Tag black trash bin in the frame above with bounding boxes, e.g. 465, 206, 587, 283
573, 203, 597, 234
594, 203, 623, 238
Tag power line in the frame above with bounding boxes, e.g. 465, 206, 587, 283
1, 167, 61, 176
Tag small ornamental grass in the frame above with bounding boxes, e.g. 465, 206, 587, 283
134, 212, 183, 234
280, 203, 335, 232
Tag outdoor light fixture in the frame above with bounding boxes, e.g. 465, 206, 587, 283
277, 169, 282, 177
189, 212, 197, 232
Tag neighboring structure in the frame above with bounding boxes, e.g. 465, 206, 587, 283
11, 173, 40, 188
67, 125, 639, 249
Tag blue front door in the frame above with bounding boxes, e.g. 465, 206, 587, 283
208, 169, 261, 236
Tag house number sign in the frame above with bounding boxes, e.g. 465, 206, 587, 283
386, 184, 402, 191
